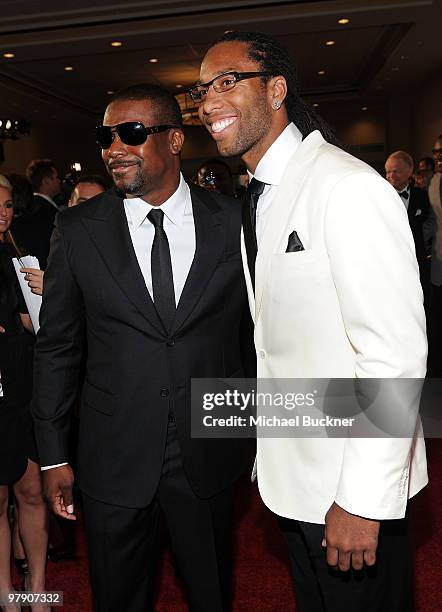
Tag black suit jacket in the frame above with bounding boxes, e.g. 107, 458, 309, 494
11, 195, 58, 269
32, 185, 254, 508
407, 186, 430, 273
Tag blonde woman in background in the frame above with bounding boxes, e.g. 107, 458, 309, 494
0, 175, 49, 612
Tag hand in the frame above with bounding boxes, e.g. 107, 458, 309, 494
323, 502, 380, 571
42, 465, 76, 520
20, 267, 44, 296
0, 325, 5, 333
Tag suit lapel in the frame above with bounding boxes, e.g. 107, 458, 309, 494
172, 186, 225, 334
81, 188, 164, 334
254, 130, 325, 321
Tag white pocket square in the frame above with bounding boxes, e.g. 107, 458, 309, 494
415, 209, 422, 216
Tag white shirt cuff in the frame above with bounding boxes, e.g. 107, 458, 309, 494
41, 462, 68, 471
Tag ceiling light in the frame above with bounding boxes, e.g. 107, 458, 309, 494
64, 66, 74, 71
361, 106, 368, 111
149, 58, 159, 63
106, 90, 114, 95
3, 52, 15, 59
338, 18, 350, 25
325, 40, 335, 46
318, 70, 326, 76
313, 103, 319, 108
111, 41, 122, 47
176, 84, 183, 88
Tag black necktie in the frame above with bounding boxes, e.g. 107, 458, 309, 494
147, 209, 175, 330
399, 190, 409, 200
242, 178, 265, 290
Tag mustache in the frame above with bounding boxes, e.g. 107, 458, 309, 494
107, 159, 141, 170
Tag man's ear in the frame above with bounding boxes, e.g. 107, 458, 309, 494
169, 128, 185, 156
268, 75, 287, 107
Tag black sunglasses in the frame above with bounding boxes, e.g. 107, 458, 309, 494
96, 122, 177, 149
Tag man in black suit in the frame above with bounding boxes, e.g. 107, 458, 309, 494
32, 84, 253, 612
12, 159, 61, 268
385, 150, 430, 301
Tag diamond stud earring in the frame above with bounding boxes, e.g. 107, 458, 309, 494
272, 100, 282, 110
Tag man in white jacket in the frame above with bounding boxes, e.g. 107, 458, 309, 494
193, 30, 427, 612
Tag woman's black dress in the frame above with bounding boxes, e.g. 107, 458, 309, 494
0, 241, 37, 484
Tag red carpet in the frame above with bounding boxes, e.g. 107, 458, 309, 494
15, 440, 442, 611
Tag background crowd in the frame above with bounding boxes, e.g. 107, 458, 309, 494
0, 130, 441, 610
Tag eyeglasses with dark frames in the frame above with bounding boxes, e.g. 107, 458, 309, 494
96, 122, 177, 149
188, 71, 272, 103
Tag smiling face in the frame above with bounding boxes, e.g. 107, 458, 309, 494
385, 156, 412, 192
198, 41, 288, 172
433, 137, 442, 174
101, 98, 184, 204
0, 186, 13, 241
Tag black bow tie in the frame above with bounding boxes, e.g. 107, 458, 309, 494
399, 190, 409, 200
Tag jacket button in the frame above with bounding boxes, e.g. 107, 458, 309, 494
167, 338, 175, 347
258, 349, 267, 359
160, 388, 169, 397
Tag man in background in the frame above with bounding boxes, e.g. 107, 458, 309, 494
195, 158, 236, 197
385, 150, 430, 301
68, 174, 107, 207
21, 175, 108, 294
12, 159, 60, 268
427, 135, 442, 374
418, 156, 435, 190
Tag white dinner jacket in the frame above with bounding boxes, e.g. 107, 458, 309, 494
242, 130, 428, 524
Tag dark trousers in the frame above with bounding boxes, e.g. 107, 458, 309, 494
82, 418, 234, 612
427, 283, 442, 376
279, 513, 413, 612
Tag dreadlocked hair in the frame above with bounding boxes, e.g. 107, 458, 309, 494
213, 31, 340, 147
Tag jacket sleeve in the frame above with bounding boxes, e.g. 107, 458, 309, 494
324, 172, 427, 519
32, 213, 85, 467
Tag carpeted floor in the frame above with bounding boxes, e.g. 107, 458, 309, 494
14, 440, 442, 611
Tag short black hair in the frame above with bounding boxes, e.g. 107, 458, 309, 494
109, 83, 183, 128
211, 31, 339, 146
76, 174, 108, 191
26, 159, 56, 191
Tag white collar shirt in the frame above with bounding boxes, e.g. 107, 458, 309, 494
396, 184, 411, 211
34, 192, 59, 210
123, 173, 195, 305
248, 122, 303, 246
